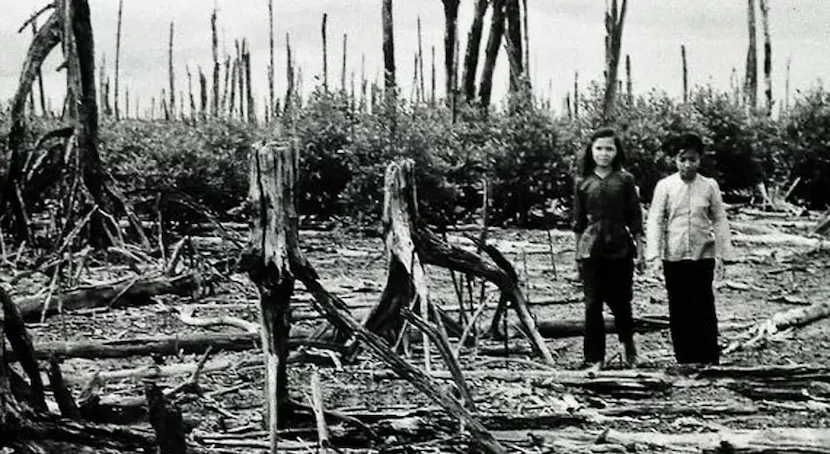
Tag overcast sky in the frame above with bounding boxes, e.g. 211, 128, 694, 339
1, 1, 828, 116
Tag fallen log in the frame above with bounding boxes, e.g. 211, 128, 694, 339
495, 427, 830, 453
15, 272, 203, 321
537, 315, 670, 339
724, 300, 830, 354
8, 332, 345, 362
369, 368, 672, 397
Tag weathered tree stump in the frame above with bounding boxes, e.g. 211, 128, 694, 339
271, 157, 506, 453
361, 160, 555, 365
239, 141, 296, 451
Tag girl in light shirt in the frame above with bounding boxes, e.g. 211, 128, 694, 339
645, 132, 732, 365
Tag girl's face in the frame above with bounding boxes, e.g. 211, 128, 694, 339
675, 149, 701, 181
591, 137, 618, 169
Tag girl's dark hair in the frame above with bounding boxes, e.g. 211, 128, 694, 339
581, 127, 625, 177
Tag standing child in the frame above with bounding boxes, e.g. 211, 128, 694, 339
645, 132, 732, 365
573, 128, 643, 370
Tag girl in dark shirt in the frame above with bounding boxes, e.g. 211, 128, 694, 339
573, 128, 644, 370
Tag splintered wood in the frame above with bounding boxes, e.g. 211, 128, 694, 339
239, 141, 296, 452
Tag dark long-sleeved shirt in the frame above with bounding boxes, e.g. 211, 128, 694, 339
572, 169, 643, 260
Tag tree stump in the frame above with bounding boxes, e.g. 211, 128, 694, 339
239, 141, 296, 451
360, 159, 555, 365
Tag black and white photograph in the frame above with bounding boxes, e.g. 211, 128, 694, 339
1, 1, 830, 452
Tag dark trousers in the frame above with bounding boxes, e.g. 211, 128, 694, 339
579, 257, 635, 364
663, 259, 720, 364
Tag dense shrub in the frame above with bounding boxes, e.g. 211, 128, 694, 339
5, 82, 830, 232
102, 118, 254, 220
781, 88, 830, 208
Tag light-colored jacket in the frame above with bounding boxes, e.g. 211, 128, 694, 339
645, 173, 732, 262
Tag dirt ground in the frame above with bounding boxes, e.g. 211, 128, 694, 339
7, 206, 830, 453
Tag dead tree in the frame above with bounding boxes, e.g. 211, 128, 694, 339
505, 0, 525, 92
244, 40, 255, 123
461, 0, 489, 102
357, 160, 556, 365
249, 147, 508, 454
625, 54, 632, 104
440, 0, 460, 101
681, 45, 688, 103
382, 0, 396, 96
322, 13, 329, 92
211, 7, 220, 118
1, 8, 61, 242
168, 21, 175, 119
114, 0, 123, 120
199, 67, 208, 119
479, 0, 506, 109
745, 0, 758, 109
239, 142, 297, 451
602, 0, 628, 121
759, 0, 772, 115
268, 0, 275, 118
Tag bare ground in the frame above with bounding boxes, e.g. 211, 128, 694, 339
6, 207, 830, 453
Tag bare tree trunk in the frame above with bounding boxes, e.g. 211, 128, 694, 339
417, 18, 425, 103
440, 0, 460, 101
745, 0, 758, 109
285, 33, 294, 119
625, 54, 632, 105
267, 0, 275, 119
239, 142, 297, 451
461, 0, 488, 102
602, 0, 628, 121
522, 0, 529, 75
784, 57, 791, 111
168, 22, 175, 120
759, 0, 772, 115
341, 33, 348, 93
574, 71, 579, 119
382, 0, 396, 96
186, 65, 196, 119
69, 0, 147, 248
237, 40, 244, 119
681, 45, 688, 103
228, 59, 237, 118
222, 54, 231, 115
479, 0, 506, 109
211, 7, 219, 117
322, 13, 329, 92
505, 0, 524, 92
113, 0, 123, 120
199, 67, 207, 120
244, 41, 255, 123
430, 46, 436, 106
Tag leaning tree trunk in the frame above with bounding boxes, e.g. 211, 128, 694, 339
461, 0, 489, 102
504, 0, 525, 93
479, 0, 506, 109
1, 11, 62, 242
3, 0, 147, 249
602, 0, 628, 121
